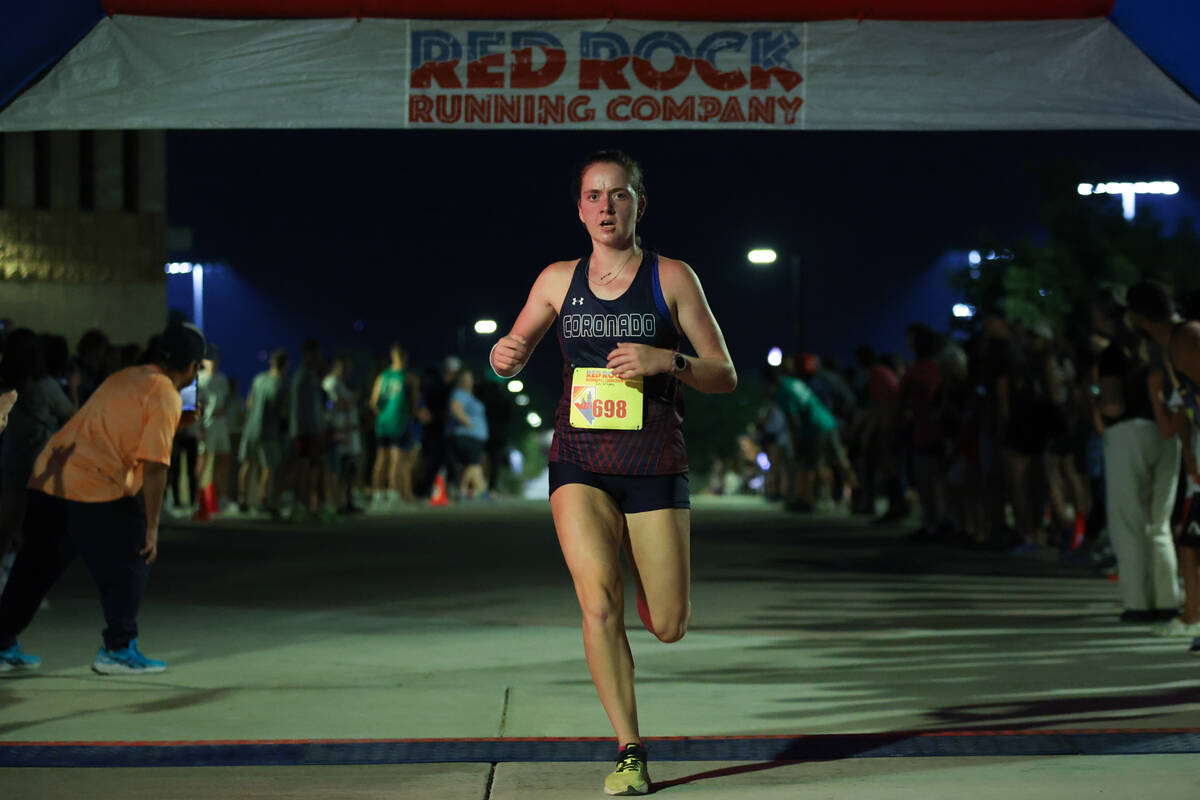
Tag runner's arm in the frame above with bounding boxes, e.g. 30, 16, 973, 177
490, 263, 567, 378
660, 259, 736, 394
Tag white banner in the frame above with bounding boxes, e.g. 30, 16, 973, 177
2, 15, 1198, 130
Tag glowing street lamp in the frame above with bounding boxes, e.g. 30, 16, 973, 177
766, 347, 783, 367
526, 411, 543, 428
747, 248, 778, 265
1077, 180, 1180, 221
474, 319, 498, 335
507, 380, 524, 393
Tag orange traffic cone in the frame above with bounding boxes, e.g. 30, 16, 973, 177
193, 483, 213, 521
1070, 512, 1087, 550
429, 474, 449, 507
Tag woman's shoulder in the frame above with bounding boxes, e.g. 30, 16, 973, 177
654, 253, 691, 275
532, 258, 577, 278
653, 254, 700, 291
528, 259, 578, 295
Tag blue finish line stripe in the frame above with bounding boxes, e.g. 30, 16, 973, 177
3, 731, 1200, 767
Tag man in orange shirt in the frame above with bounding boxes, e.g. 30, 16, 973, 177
0, 323, 206, 674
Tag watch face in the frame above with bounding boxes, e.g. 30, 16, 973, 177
674, 353, 688, 373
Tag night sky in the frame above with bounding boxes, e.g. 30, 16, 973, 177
166, 129, 1200, 395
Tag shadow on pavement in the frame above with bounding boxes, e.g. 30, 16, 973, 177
652, 761, 796, 792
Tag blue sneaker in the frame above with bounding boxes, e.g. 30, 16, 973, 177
91, 639, 167, 675
0, 643, 41, 672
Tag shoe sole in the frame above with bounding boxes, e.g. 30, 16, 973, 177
0, 662, 40, 672
604, 785, 650, 796
92, 664, 167, 675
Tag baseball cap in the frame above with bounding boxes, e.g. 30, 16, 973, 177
159, 322, 210, 365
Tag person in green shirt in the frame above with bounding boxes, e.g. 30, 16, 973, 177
369, 344, 420, 510
772, 366, 854, 512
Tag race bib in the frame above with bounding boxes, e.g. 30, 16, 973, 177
569, 368, 643, 430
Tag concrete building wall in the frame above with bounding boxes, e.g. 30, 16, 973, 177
49, 131, 80, 211
93, 130, 123, 212
0, 130, 168, 345
0, 279, 165, 346
138, 130, 167, 215
3, 131, 34, 208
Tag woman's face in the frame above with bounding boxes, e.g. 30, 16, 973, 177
577, 162, 642, 247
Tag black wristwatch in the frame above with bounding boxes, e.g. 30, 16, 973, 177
671, 351, 688, 374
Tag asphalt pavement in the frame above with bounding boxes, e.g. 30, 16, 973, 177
2, 497, 1197, 798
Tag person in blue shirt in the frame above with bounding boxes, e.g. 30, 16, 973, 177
446, 370, 489, 500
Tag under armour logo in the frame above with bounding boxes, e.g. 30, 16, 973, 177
571, 297, 584, 306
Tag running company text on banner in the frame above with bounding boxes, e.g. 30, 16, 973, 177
407, 20, 806, 130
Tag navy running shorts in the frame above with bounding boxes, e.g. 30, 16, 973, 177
378, 425, 420, 452
451, 435, 485, 466
548, 461, 689, 514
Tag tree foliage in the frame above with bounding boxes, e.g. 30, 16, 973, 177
951, 165, 1200, 335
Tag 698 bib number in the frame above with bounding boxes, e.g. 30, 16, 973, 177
569, 368, 644, 431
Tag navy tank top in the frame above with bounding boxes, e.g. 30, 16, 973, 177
548, 250, 687, 475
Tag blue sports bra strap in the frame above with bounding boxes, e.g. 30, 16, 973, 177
650, 253, 669, 320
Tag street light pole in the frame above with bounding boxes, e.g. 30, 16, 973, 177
747, 246, 803, 355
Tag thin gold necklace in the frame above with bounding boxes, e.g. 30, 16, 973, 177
590, 247, 639, 285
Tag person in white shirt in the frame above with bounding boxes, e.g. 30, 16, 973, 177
323, 358, 364, 514
196, 347, 233, 515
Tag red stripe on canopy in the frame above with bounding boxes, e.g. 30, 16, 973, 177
99, 1, 1115, 22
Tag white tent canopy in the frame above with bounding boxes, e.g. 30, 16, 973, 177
2, 15, 1198, 131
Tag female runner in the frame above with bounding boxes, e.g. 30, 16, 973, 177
490, 150, 736, 795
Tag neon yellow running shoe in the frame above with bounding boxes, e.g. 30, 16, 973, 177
604, 743, 651, 796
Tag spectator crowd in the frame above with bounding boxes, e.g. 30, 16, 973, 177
0, 320, 516, 598
5, 277, 1200, 653
715, 280, 1200, 647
